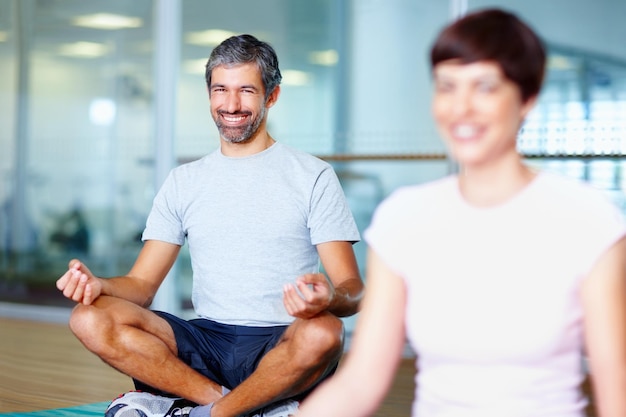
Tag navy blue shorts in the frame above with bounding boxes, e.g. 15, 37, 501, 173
134, 311, 289, 393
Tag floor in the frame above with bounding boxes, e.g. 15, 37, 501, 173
0, 317, 414, 416
0, 315, 597, 416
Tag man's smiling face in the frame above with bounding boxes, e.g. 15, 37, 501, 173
209, 63, 269, 144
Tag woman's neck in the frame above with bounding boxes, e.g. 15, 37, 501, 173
457, 155, 536, 207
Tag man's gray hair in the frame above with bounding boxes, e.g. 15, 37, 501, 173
205, 34, 282, 99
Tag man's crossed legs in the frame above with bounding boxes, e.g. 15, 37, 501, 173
68, 296, 344, 417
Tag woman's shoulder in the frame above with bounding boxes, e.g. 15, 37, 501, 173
386, 176, 456, 204
375, 176, 457, 219
537, 171, 619, 209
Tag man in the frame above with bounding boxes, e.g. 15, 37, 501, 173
56, 34, 363, 417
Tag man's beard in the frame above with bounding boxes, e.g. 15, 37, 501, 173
215, 106, 266, 144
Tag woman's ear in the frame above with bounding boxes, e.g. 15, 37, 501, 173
520, 94, 538, 119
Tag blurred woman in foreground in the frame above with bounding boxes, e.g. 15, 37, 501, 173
297, 8, 626, 417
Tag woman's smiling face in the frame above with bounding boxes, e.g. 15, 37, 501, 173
432, 60, 536, 170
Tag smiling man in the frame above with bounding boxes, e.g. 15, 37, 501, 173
56, 34, 363, 417
210, 63, 270, 146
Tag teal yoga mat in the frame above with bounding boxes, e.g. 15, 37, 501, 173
1, 402, 109, 417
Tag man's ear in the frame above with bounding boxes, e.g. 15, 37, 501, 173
265, 85, 281, 108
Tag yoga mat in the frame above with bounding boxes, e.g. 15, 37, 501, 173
1, 402, 109, 417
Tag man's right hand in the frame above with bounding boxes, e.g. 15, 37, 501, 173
56, 260, 103, 305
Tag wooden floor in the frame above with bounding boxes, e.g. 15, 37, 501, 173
0, 317, 134, 413
0, 317, 414, 416
0, 316, 596, 416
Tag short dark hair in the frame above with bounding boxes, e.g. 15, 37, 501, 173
430, 8, 546, 102
205, 34, 282, 99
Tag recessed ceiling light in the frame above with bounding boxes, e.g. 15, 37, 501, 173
185, 29, 237, 46
282, 70, 311, 86
183, 58, 208, 74
72, 13, 142, 30
58, 42, 110, 58
309, 49, 338, 66
548, 54, 576, 71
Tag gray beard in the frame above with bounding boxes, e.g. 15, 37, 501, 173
216, 106, 266, 144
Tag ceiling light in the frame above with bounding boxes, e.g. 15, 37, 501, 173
72, 13, 142, 30
183, 58, 208, 74
185, 29, 237, 46
0, 31, 7, 42
309, 49, 338, 66
548, 54, 576, 71
58, 42, 109, 58
282, 70, 311, 86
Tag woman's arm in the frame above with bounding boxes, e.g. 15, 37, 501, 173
297, 248, 408, 417
581, 236, 626, 417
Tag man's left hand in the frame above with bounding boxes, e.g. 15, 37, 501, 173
283, 273, 335, 319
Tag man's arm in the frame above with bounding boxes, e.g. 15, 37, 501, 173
56, 240, 181, 307
317, 240, 363, 317
283, 240, 363, 319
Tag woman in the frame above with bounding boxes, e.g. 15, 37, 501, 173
297, 8, 626, 417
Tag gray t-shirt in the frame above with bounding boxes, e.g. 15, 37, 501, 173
143, 142, 360, 326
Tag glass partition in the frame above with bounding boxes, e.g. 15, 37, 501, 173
1, 0, 155, 306
468, 0, 626, 210
1, 0, 624, 319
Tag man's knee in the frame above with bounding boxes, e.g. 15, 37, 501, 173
68, 300, 118, 355
69, 303, 98, 338
291, 314, 344, 365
